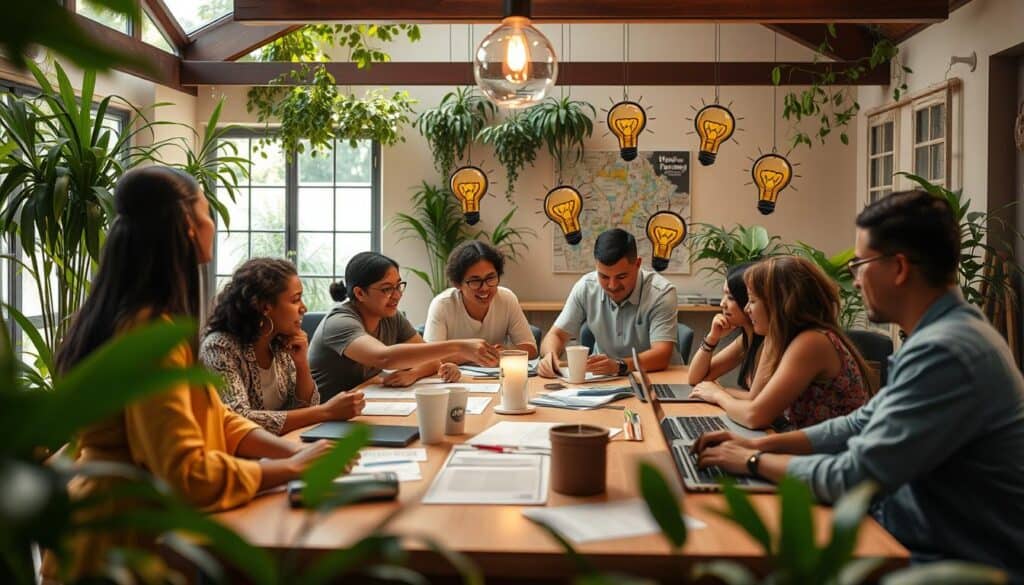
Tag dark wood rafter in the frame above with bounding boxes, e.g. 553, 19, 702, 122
73, 14, 196, 95
182, 17, 302, 61
142, 0, 189, 51
765, 24, 879, 61
180, 60, 890, 86
232, 0, 949, 23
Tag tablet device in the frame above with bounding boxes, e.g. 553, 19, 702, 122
300, 421, 420, 447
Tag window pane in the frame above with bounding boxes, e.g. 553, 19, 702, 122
335, 188, 373, 231
251, 232, 286, 258
870, 125, 881, 155
302, 278, 334, 313
930, 104, 945, 140
142, 13, 175, 54
250, 188, 286, 230
914, 146, 929, 176
19, 250, 58, 319
298, 188, 334, 231
222, 187, 250, 231
163, 0, 231, 34
930, 144, 945, 181
870, 158, 881, 189
915, 109, 928, 143
299, 143, 334, 186
216, 232, 249, 276
883, 155, 893, 186
883, 122, 894, 152
78, 0, 130, 34
250, 141, 286, 186
336, 141, 372, 184
335, 233, 373, 275
297, 233, 334, 276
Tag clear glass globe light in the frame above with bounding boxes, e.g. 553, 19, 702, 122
474, 17, 558, 109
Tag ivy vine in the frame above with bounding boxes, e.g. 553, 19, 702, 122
476, 112, 542, 200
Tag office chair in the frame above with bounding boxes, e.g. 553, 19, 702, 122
580, 322, 695, 364
301, 311, 326, 340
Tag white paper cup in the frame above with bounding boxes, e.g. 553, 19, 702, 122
445, 386, 469, 435
566, 345, 589, 384
415, 387, 450, 445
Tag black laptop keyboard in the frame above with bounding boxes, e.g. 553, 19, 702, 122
661, 415, 728, 441
652, 384, 677, 398
671, 444, 750, 486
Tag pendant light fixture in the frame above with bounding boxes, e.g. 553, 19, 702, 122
474, 0, 558, 109
748, 33, 798, 215
689, 25, 738, 166
646, 211, 688, 272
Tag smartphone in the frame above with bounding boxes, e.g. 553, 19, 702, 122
287, 472, 400, 508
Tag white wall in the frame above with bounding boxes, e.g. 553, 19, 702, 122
198, 23, 863, 325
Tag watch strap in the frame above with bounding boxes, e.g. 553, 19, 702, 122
746, 450, 764, 477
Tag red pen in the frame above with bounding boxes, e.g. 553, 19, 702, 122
471, 444, 511, 453
470, 444, 549, 454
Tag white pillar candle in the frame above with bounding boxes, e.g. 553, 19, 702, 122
499, 349, 529, 410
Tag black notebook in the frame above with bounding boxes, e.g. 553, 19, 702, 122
300, 421, 420, 447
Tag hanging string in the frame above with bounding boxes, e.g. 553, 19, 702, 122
560, 24, 566, 99
449, 24, 453, 63
467, 24, 474, 162
772, 32, 778, 153
714, 24, 720, 104
623, 24, 631, 101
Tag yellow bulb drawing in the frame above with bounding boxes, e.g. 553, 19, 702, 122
645, 211, 687, 272
543, 186, 584, 245
450, 166, 488, 225
607, 101, 647, 161
751, 153, 793, 215
502, 20, 530, 83
694, 104, 736, 166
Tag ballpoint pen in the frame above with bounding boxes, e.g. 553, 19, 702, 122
361, 459, 414, 467
471, 444, 550, 454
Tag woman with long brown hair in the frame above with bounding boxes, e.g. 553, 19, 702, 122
690, 255, 871, 429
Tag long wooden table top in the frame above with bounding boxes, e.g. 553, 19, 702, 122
213, 367, 907, 580
521, 301, 722, 313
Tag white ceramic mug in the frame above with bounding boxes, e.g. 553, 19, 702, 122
565, 345, 589, 384
445, 386, 469, 435
414, 387, 450, 444
499, 350, 529, 411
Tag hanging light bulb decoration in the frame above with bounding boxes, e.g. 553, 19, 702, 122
543, 185, 584, 245
694, 104, 736, 166
474, 0, 558, 109
450, 166, 489, 225
645, 211, 687, 272
607, 100, 646, 161
751, 153, 793, 215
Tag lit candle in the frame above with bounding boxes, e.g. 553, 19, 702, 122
499, 349, 529, 410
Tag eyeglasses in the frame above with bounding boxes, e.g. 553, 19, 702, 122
464, 274, 500, 290
370, 281, 407, 297
846, 255, 891, 277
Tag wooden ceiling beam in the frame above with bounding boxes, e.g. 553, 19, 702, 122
181, 60, 890, 86
232, 0, 949, 23
142, 0, 189, 51
182, 17, 301, 61
765, 24, 878, 61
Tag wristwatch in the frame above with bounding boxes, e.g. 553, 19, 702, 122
746, 450, 764, 478
616, 359, 628, 376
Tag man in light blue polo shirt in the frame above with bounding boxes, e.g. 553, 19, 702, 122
537, 228, 681, 378
694, 191, 1024, 579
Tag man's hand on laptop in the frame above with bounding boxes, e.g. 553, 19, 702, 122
695, 438, 756, 476
586, 353, 618, 375
537, 352, 561, 378
691, 430, 758, 455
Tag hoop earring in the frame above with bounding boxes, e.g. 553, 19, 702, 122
259, 316, 275, 338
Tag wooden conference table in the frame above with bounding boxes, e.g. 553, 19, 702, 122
213, 367, 908, 582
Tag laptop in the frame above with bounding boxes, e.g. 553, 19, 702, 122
630, 348, 700, 402
300, 421, 419, 447
635, 353, 774, 492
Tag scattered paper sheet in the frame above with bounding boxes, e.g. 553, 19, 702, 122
360, 448, 427, 462
351, 460, 422, 482
465, 396, 492, 415
531, 388, 633, 409
467, 422, 621, 451
462, 383, 500, 393
361, 402, 417, 416
423, 446, 549, 504
559, 372, 623, 384
362, 387, 416, 399
522, 499, 706, 543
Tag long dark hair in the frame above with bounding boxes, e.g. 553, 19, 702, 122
206, 258, 297, 344
329, 251, 399, 303
726, 262, 764, 390
55, 166, 203, 375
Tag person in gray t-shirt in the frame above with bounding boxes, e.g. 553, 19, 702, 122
308, 252, 501, 401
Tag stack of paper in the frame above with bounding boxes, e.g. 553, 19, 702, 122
361, 402, 417, 416
352, 448, 427, 482
522, 500, 706, 543
422, 445, 549, 504
466, 396, 492, 415
531, 387, 633, 410
467, 422, 621, 451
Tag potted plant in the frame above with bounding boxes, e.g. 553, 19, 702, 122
792, 243, 865, 329
414, 87, 496, 180
476, 111, 542, 200
687, 223, 788, 282
525, 96, 596, 181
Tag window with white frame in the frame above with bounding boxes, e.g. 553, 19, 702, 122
214, 132, 381, 312
912, 99, 947, 187
868, 112, 896, 203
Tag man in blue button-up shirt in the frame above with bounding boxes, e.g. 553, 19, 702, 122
694, 190, 1024, 578
537, 229, 681, 378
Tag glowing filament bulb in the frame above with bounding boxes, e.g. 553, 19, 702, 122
543, 185, 584, 245
450, 165, 489, 225
694, 104, 736, 166
607, 100, 647, 161
645, 211, 687, 272
504, 28, 529, 82
751, 153, 793, 215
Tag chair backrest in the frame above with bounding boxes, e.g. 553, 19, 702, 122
301, 311, 327, 340
415, 323, 425, 336
580, 321, 696, 364
579, 322, 596, 352
529, 324, 542, 349
846, 329, 894, 391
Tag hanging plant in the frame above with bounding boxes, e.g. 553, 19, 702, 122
335, 89, 417, 148
476, 112, 542, 200
414, 87, 496, 180
771, 25, 911, 149
525, 96, 596, 178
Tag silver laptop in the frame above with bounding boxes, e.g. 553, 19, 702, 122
629, 347, 700, 402
634, 349, 774, 492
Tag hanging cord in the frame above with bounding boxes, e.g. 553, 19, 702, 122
560, 24, 566, 99
449, 24, 453, 63
714, 24, 720, 104
467, 23, 473, 162
621, 24, 631, 101
772, 33, 778, 153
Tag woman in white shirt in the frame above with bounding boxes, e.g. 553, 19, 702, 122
424, 240, 538, 358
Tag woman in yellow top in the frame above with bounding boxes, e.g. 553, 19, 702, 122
47, 166, 334, 579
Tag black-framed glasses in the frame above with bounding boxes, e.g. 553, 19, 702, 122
464, 274, 500, 290
371, 281, 407, 296
847, 254, 891, 277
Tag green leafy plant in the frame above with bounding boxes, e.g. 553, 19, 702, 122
792, 243, 865, 329
0, 61, 168, 351
414, 87, 497, 181
477, 112, 543, 200
687, 223, 788, 281
390, 182, 535, 296
771, 25, 912, 150
525, 96, 596, 180
334, 89, 417, 148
